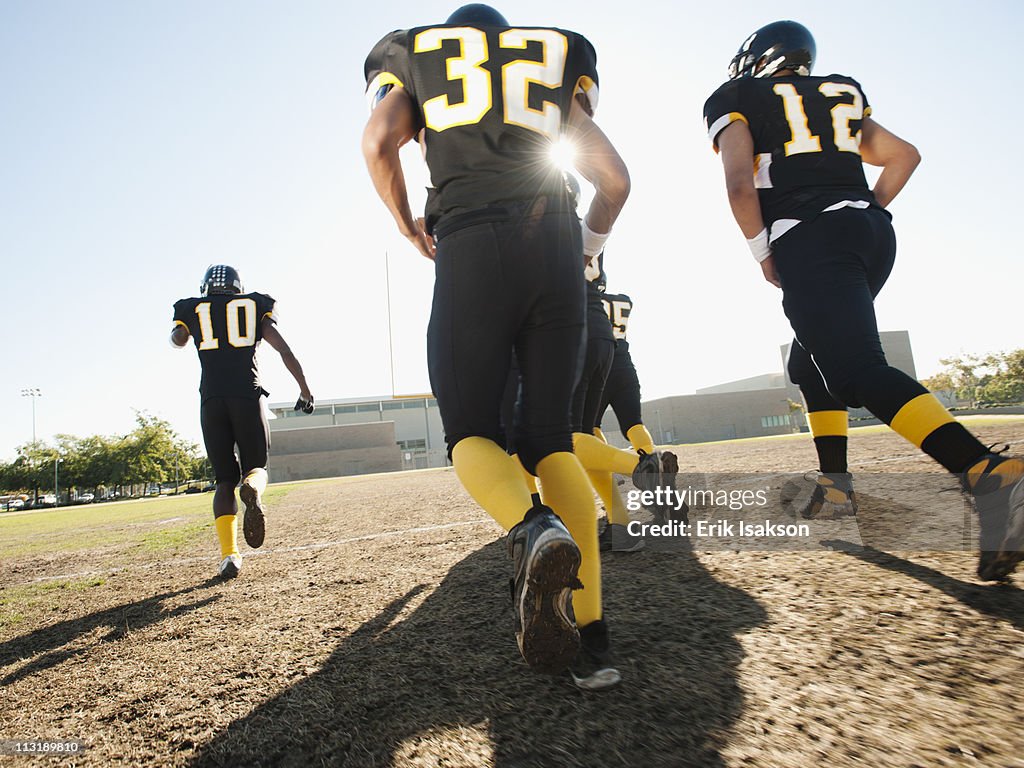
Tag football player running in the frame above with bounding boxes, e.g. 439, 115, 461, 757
171, 265, 314, 579
704, 21, 1024, 581
362, 3, 629, 688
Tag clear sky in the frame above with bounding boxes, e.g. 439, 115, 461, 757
1, 0, 1020, 460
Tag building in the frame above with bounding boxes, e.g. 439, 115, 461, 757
265, 395, 447, 482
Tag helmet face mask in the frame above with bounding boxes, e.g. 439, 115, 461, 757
200, 264, 244, 297
728, 21, 815, 81
446, 3, 508, 26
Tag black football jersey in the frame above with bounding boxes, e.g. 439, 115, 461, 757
601, 292, 632, 342
365, 24, 599, 229
172, 292, 277, 401
703, 75, 880, 231
586, 280, 614, 341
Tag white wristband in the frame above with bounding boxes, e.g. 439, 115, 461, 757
746, 228, 771, 263
582, 219, 611, 258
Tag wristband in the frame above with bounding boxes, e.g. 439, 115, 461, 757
746, 228, 771, 263
582, 219, 611, 258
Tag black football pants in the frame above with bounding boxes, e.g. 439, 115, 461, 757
597, 343, 644, 435
200, 396, 269, 485
774, 207, 927, 421
428, 204, 585, 475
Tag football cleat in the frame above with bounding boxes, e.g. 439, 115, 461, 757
219, 554, 242, 579
569, 620, 621, 691
635, 450, 683, 523
794, 472, 858, 520
598, 523, 645, 553
239, 482, 266, 549
508, 505, 582, 674
728, 20, 815, 80
962, 453, 1024, 581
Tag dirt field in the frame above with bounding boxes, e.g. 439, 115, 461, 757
2, 419, 1024, 767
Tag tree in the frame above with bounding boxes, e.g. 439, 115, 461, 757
922, 349, 1024, 407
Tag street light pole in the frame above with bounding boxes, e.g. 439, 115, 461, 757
54, 457, 63, 507
20, 388, 41, 444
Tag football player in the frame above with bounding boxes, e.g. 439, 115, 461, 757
362, 4, 630, 688
704, 20, 1024, 581
170, 265, 314, 579
595, 282, 684, 548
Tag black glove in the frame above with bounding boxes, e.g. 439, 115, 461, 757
295, 395, 314, 414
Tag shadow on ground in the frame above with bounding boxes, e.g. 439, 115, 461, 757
823, 540, 1024, 631
190, 541, 766, 768
0, 579, 223, 686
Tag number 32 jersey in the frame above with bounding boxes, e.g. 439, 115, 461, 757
172, 293, 277, 401
703, 75, 882, 235
364, 24, 599, 228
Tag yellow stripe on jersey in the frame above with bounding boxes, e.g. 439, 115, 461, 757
807, 410, 848, 438
890, 393, 956, 448
574, 75, 599, 115
707, 112, 749, 152
365, 72, 405, 110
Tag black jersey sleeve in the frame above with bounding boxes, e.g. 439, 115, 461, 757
172, 298, 196, 334
255, 293, 277, 327
364, 29, 420, 121
566, 31, 599, 118
703, 79, 748, 151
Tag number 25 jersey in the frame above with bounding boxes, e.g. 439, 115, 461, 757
364, 24, 599, 229
703, 74, 882, 235
172, 292, 276, 401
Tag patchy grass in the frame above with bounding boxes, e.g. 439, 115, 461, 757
0, 486, 293, 559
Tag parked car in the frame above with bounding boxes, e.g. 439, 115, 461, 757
35, 493, 57, 508
76, 493, 95, 504
4, 498, 25, 511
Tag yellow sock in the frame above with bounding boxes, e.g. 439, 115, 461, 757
536, 452, 601, 626
890, 394, 956, 448
512, 454, 539, 495
626, 424, 656, 454
807, 410, 848, 438
588, 469, 613, 511
242, 467, 268, 494
573, 432, 639, 475
607, 479, 630, 526
215, 514, 239, 558
452, 437, 532, 531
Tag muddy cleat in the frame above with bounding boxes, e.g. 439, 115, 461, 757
239, 482, 265, 549
598, 523, 646, 553
785, 472, 858, 520
962, 453, 1024, 581
219, 554, 242, 579
632, 450, 664, 513
570, 619, 621, 690
508, 505, 582, 675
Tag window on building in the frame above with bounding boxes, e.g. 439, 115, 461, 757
336, 405, 357, 414
357, 403, 381, 412
761, 415, 792, 428
382, 401, 404, 410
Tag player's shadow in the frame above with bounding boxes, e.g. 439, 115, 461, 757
190, 540, 767, 768
0, 578, 222, 685
823, 540, 1024, 631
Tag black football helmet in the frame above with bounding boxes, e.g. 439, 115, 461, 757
446, 3, 508, 25
728, 21, 815, 80
200, 264, 244, 296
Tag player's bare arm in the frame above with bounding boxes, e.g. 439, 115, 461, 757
169, 324, 190, 348
361, 86, 436, 261
717, 120, 781, 288
262, 319, 313, 404
860, 116, 921, 209
566, 96, 630, 239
